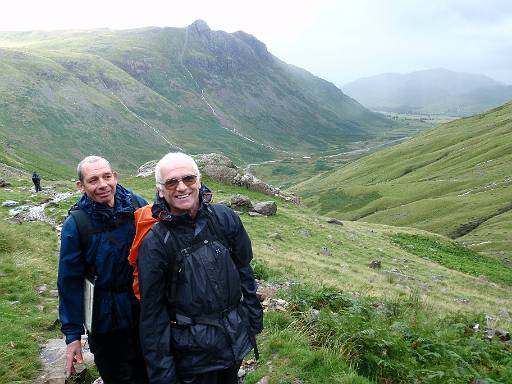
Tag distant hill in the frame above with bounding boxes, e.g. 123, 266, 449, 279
0, 20, 393, 174
292, 101, 512, 259
343, 68, 512, 116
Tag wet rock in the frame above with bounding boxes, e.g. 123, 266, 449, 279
36, 284, 48, 294
230, 194, 253, 210
2, 200, 18, 207
253, 201, 277, 216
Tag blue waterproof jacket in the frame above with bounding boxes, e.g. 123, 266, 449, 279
58, 184, 147, 344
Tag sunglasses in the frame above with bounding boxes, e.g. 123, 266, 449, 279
159, 174, 198, 190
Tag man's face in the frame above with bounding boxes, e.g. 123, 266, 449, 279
158, 158, 200, 216
76, 160, 118, 207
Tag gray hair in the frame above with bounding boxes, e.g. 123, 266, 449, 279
155, 152, 201, 188
77, 156, 112, 182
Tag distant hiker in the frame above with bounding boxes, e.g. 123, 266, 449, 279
136, 152, 263, 383
31, 172, 42, 192
57, 156, 148, 383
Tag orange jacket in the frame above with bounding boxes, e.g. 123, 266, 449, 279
128, 204, 158, 300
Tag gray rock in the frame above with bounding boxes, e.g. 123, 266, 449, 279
36, 284, 48, 294
2, 200, 18, 207
327, 218, 344, 225
248, 211, 263, 217
230, 194, 253, 210
237, 368, 246, 378
253, 201, 277, 216
320, 247, 331, 256
369, 260, 382, 269
37, 337, 95, 384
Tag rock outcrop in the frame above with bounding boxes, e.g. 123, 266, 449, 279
136, 153, 300, 204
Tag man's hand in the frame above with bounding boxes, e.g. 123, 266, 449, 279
65, 340, 83, 377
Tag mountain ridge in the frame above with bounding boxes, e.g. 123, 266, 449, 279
0, 21, 394, 174
343, 68, 512, 116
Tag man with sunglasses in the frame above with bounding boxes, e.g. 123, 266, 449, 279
137, 152, 263, 384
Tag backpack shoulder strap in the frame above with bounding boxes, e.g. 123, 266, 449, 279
150, 222, 182, 322
69, 208, 93, 253
204, 206, 232, 251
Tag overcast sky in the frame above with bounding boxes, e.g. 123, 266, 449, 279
2, 0, 512, 86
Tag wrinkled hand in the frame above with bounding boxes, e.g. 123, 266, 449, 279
65, 340, 83, 377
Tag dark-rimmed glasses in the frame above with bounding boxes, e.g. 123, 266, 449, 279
158, 174, 198, 190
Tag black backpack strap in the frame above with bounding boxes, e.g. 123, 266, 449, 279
150, 222, 182, 323
69, 208, 93, 254
204, 206, 232, 251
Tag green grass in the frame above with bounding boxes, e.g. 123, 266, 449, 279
247, 283, 512, 383
0, 220, 61, 383
293, 101, 512, 259
391, 233, 512, 285
1, 173, 511, 383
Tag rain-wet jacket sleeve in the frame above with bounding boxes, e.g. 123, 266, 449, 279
138, 230, 178, 384
57, 216, 86, 344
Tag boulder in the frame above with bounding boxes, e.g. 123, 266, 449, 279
253, 201, 277, 216
230, 194, 253, 210
1, 200, 18, 207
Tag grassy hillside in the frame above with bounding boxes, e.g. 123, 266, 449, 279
293, 101, 512, 260
1, 171, 511, 383
0, 22, 395, 172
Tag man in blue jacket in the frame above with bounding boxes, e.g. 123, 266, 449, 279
138, 152, 263, 384
58, 155, 148, 383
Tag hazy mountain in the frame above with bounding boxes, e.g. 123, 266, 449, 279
0, 20, 393, 173
293, 101, 512, 259
342, 68, 512, 116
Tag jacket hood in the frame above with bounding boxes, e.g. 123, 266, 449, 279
151, 184, 212, 222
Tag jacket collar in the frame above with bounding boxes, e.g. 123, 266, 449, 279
73, 184, 135, 220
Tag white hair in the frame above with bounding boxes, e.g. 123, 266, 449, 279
155, 152, 201, 188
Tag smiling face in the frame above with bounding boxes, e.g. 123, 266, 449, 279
158, 157, 200, 217
76, 159, 118, 207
